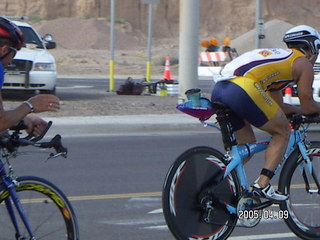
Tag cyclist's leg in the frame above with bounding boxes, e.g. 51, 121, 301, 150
213, 78, 290, 200
234, 121, 256, 163
257, 108, 290, 187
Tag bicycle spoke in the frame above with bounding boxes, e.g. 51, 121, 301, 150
279, 142, 320, 240
289, 160, 320, 227
0, 177, 79, 240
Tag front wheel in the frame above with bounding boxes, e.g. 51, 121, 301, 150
162, 146, 239, 240
0, 176, 79, 240
279, 141, 320, 240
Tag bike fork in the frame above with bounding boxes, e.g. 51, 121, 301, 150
4, 198, 22, 239
298, 142, 320, 193
3, 177, 35, 240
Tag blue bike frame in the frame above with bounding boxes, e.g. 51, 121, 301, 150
220, 126, 311, 215
0, 160, 35, 239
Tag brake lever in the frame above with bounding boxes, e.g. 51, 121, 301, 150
47, 152, 67, 161
41, 134, 68, 160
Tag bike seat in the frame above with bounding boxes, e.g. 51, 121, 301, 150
211, 102, 233, 116
211, 101, 229, 110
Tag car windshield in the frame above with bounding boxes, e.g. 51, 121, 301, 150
19, 26, 44, 49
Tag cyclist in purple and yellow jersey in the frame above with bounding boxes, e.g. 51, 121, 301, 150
211, 25, 320, 202
0, 16, 60, 136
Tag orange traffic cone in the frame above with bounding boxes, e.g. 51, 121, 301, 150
284, 87, 292, 104
161, 57, 174, 81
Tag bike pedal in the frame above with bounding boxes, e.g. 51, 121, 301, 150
251, 200, 274, 210
202, 207, 231, 225
244, 191, 279, 206
241, 194, 275, 209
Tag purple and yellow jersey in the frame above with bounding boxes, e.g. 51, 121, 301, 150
221, 48, 305, 91
212, 48, 306, 130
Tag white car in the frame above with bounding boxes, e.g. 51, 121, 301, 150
4, 20, 57, 94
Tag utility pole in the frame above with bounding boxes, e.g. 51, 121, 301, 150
255, 0, 265, 48
141, 0, 160, 82
109, 0, 115, 91
178, 0, 200, 102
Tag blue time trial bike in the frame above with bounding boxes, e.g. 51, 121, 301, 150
162, 91, 320, 240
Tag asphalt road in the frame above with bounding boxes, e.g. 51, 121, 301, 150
10, 129, 319, 239
1, 76, 318, 239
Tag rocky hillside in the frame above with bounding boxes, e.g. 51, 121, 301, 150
2, 0, 320, 41
2, 0, 320, 77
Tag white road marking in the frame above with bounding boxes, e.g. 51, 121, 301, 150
148, 208, 162, 214
101, 197, 300, 239
56, 85, 93, 89
228, 232, 296, 239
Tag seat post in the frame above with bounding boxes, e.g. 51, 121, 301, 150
215, 109, 237, 151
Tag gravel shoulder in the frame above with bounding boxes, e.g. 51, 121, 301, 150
3, 46, 181, 118
2, 88, 181, 118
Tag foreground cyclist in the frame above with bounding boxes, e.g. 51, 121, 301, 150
211, 25, 320, 202
0, 16, 59, 135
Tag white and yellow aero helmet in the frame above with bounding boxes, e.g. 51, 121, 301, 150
283, 25, 320, 55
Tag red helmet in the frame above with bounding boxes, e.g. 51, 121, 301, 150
0, 16, 24, 50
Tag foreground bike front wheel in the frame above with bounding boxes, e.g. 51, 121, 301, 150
279, 141, 320, 240
162, 146, 239, 240
0, 176, 79, 240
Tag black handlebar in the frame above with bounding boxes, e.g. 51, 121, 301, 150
31, 121, 53, 142
287, 113, 320, 129
35, 134, 68, 154
2, 121, 67, 157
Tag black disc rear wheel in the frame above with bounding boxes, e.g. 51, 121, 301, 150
162, 146, 239, 240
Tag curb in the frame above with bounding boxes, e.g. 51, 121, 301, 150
43, 113, 320, 138
43, 114, 211, 137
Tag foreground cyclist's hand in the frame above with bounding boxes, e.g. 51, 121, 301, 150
27, 94, 60, 113
23, 115, 48, 137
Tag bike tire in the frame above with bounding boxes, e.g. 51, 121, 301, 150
162, 146, 239, 240
0, 176, 79, 240
278, 141, 320, 240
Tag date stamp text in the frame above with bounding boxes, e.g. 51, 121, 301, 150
238, 209, 289, 220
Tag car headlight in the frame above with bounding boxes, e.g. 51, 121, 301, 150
33, 63, 56, 71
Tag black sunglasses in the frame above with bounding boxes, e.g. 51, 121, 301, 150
9, 47, 17, 58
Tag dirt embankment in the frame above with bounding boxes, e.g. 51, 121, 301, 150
33, 17, 179, 77
3, 0, 320, 42
2, 1, 320, 76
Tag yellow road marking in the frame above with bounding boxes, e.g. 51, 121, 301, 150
15, 192, 161, 204
45, 183, 315, 203
8, 183, 318, 204
68, 191, 162, 201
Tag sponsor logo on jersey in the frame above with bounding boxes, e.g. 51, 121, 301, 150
258, 50, 272, 57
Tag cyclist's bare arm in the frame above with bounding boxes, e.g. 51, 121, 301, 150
293, 57, 320, 114
0, 94, 60, 132
268, 90, 301, 115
